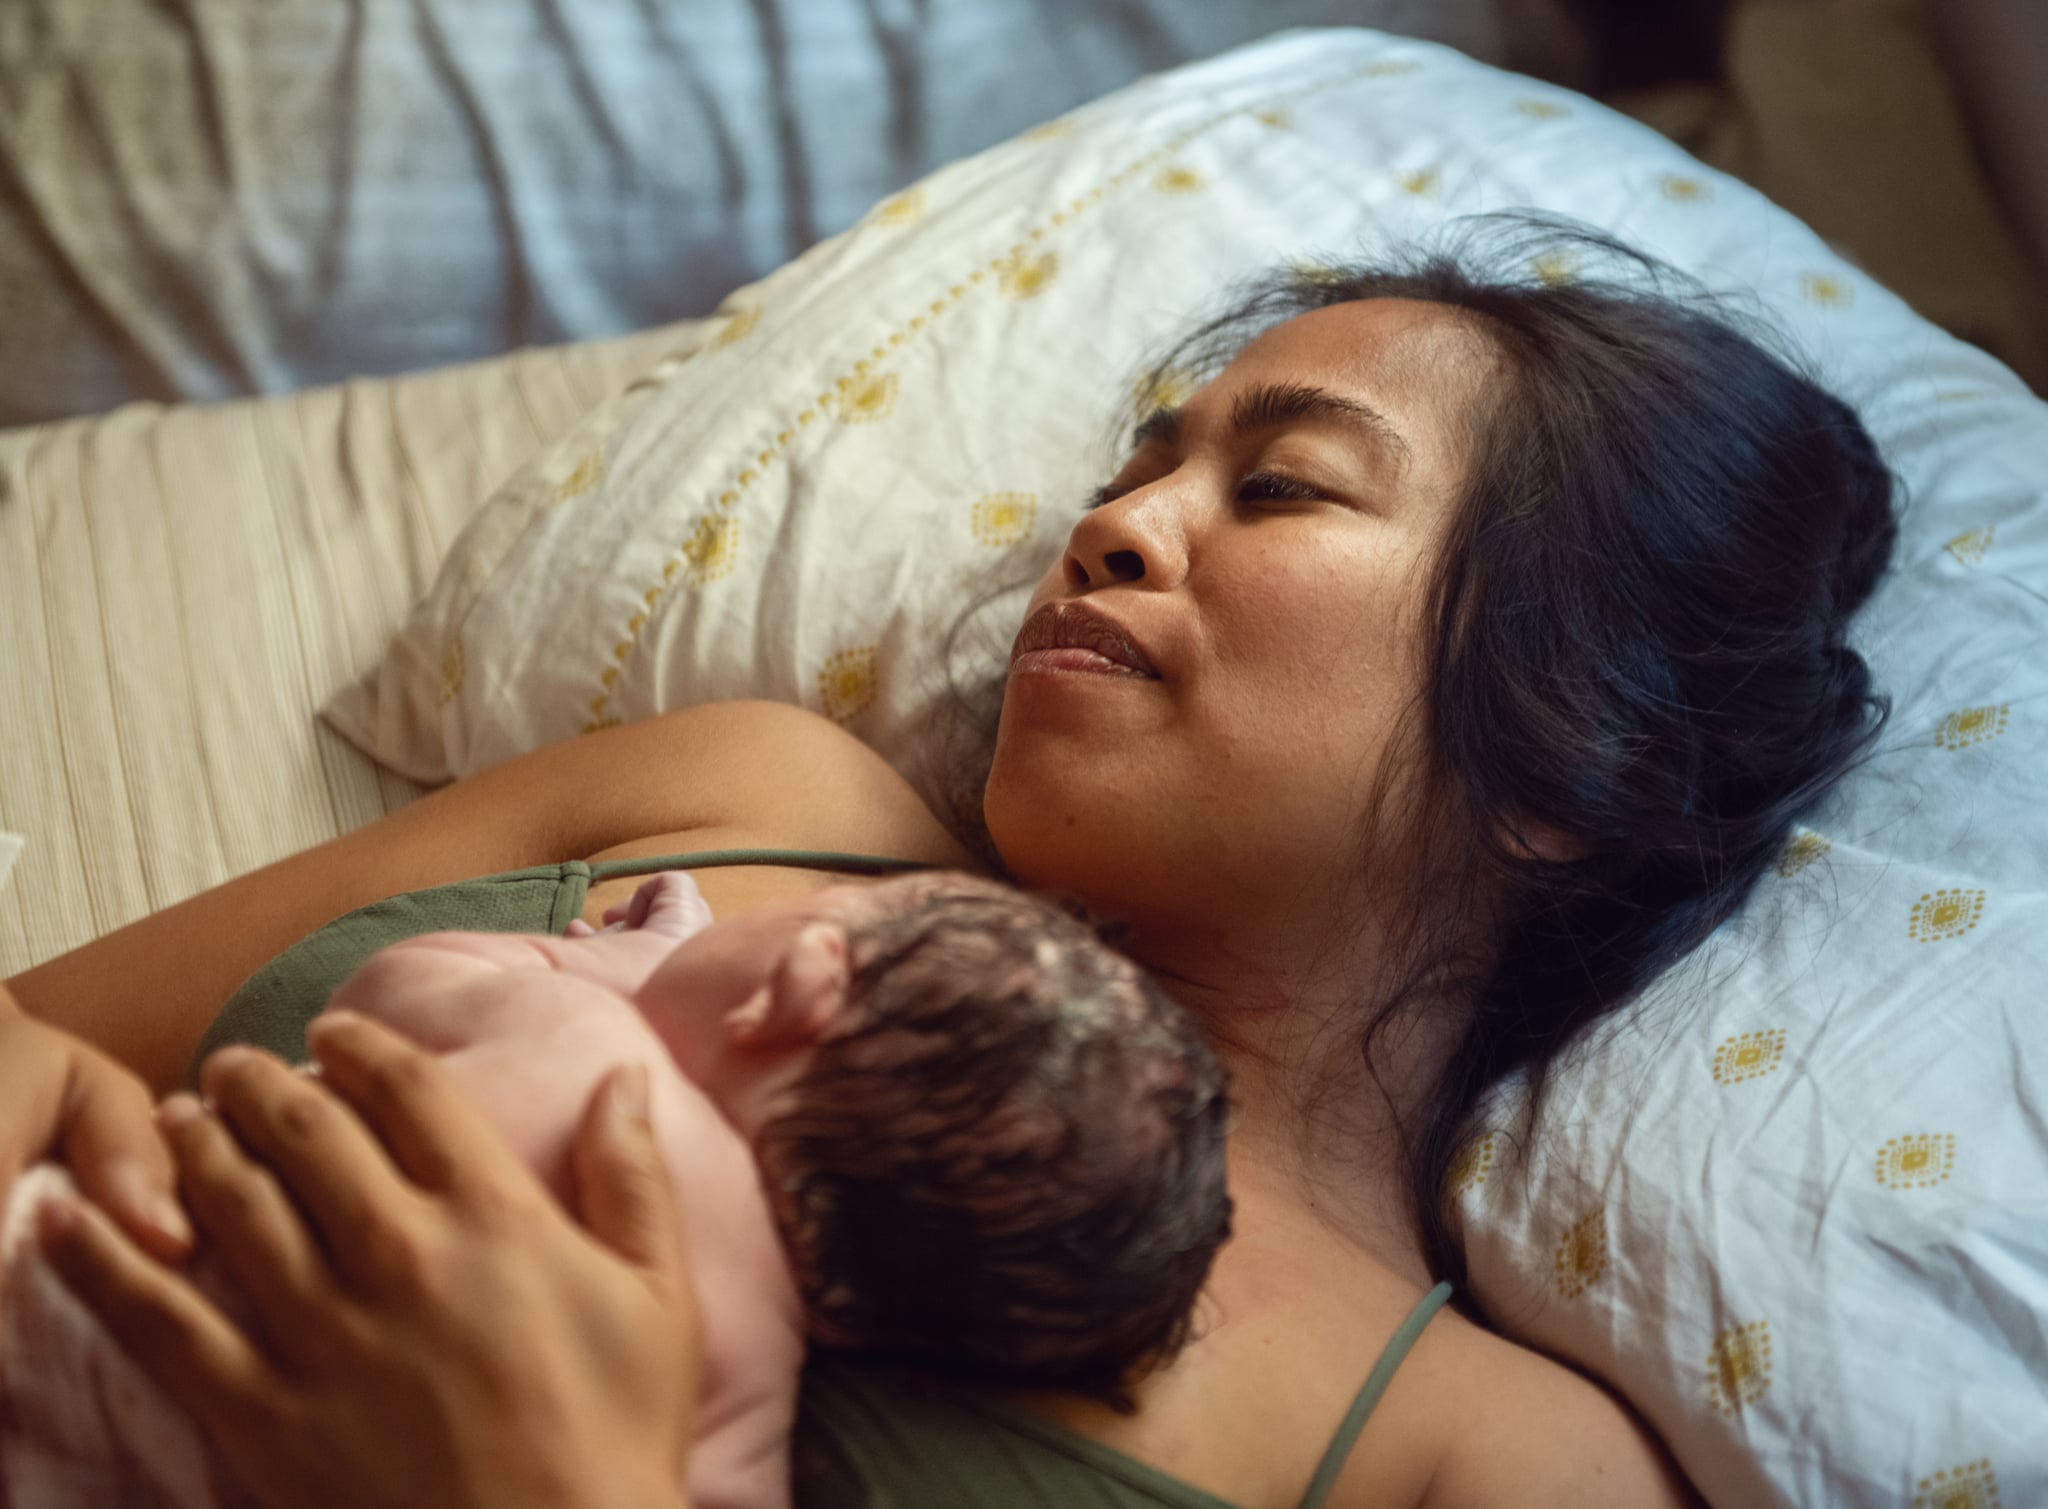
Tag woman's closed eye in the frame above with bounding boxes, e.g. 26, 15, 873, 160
1234, 471, 1324, 505
1084, 471, 1326, 511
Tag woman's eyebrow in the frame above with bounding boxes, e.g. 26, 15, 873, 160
1130, 405, 1183, 450
1129, 381, 1412, 468
1230, 380, 1413, 466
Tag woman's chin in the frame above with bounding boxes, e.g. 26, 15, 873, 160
985, 780, 1150, 894
993, 675, 1167, 763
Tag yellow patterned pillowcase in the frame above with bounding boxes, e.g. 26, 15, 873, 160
323, 28, 2048, 1508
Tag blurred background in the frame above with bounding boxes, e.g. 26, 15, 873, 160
0, 0, 2039, 426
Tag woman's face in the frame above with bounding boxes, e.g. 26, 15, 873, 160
984, 298, 1493, 970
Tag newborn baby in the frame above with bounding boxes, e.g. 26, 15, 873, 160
0, 870, 1232, 1509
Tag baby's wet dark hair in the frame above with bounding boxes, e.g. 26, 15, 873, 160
755, 872, 1232, 1409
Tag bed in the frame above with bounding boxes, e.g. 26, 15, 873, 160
0, 0, 1588, 428
0, 323, 694, 965
4, 24, 2044, 1509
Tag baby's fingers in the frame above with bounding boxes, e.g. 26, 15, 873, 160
625, 872, 713, 941
599, 892, 645, 929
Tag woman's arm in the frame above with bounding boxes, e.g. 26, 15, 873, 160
7, 700, 972, 1092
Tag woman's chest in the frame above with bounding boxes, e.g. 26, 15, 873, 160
992, 1232, 1448, 1509
576, 829, 910, 930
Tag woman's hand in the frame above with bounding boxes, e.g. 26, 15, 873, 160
38, 1013, 700, 1509
0, 982, 191, 1260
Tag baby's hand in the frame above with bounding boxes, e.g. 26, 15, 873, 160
564, 872, 714, 943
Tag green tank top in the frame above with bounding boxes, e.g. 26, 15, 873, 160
191, 846, 1455, 1507
189, 848, 933, 1081
793, 1281, 1456, 1509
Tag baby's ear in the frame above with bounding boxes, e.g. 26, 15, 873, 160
725, 923, 851, 1049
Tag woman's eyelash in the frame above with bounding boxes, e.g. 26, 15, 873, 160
1236, 471, 1322, 503
1083, 472, 1322, 512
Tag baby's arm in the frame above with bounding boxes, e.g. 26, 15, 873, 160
327, 872, 713, 1053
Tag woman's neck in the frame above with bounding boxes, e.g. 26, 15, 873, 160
1220, 1042, 1440, 1290
1137, 944, 1450, 1290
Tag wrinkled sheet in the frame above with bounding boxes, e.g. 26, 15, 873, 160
0, 0, 1582, 425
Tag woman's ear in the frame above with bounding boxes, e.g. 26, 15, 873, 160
724, 923, 851, 1049
1493, 813, 1584, 864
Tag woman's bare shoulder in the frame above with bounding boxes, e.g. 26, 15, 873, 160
617, 700, 980, 868
9, 701, 978, 1090
1361, 1309, 1702, 1509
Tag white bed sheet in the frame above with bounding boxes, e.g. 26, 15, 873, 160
0, 321, 699, 976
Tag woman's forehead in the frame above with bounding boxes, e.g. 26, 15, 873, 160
1169, 297, 1497, 492
1219, 298, 1499, 424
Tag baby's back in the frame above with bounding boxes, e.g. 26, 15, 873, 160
332, 930, 811, 1507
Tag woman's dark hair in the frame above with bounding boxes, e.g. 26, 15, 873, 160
932, 214, 1897, 1294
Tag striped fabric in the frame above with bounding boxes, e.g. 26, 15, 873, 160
0, 321, 702, 975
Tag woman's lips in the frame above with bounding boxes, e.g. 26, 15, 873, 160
1008, 602, 1162, 678
1010, 646, 1156, 678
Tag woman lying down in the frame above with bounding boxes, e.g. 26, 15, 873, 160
3, 870, 1231, 1508
2, 218, 1895, 1507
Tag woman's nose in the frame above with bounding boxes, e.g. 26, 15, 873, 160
1062, 485, 1187, 590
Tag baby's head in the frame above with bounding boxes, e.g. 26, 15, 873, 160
654, 871, 1232, 1406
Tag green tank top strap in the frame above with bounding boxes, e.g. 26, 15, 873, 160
798, 1280, 1456, 1509
192, 849, 939, 1085
1296, 1281, 1454, 1509
584, 848, 939, 881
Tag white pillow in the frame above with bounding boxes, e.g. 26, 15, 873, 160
324, 28, 2048, 1507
